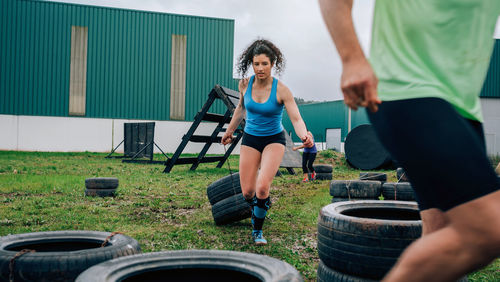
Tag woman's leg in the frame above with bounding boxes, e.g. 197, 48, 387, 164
256, 143, 285, 197
251, 143, 285, 245
239, 145, 261, 201
302, 152, 310, 181
308, 152, 317, 180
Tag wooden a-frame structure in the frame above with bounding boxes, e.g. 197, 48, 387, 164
163, 85, 244, 173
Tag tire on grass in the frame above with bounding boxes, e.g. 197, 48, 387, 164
382, 182, 416, 201
84, 188, 117, 197
211, 193, 251, 225
331, 197, 350, 203
85, 177, 119, 189
330, 180, 381, 199
206, 173, 241, 205
359, 172, 387, 182
317, 200, 421, 280
311, 172, 332, 181
313, 164, 333, 173
0, 230, 141, 282
317, 260, 376, 282
396, 168, 409, 182
76, 249, 303, 282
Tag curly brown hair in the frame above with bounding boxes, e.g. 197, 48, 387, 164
236, 39, 285, 78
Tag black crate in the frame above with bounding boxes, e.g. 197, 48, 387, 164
124, 122, 155, 159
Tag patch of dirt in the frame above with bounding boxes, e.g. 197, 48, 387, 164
0, 192, 45, 198
291, 232, 318, 260
129, 205, 199, 227
176, 207, 196, 217
316, 150, 348, 167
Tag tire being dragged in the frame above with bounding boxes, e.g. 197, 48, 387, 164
211, 193, 251, 225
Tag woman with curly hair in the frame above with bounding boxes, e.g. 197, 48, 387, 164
221, 39, 313, 245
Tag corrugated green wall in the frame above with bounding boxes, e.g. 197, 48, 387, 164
0, 0, 238, 120
283, 101, 345, 143
282, 100, 370, 143
480, 39, 500, 98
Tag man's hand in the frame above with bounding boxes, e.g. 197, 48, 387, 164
341, 57, 381, 112
318, 0, 381, 113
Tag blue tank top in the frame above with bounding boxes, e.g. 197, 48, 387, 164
243, 76, 284, 136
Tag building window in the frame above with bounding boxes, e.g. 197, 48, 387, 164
69, 26, 88, 116
170, 34, 187, 120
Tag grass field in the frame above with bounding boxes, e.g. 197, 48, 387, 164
0, 150, 498, 281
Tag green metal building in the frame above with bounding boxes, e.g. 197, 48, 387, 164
0, 0, 238, 121
283, 101, 369, 143
480, 40, 500, 99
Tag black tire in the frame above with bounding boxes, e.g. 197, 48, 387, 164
330, 180, 381, 199
211, 193, 251, 225
344, 124, 392, 170
382, 182, 416, 201
331, 197, 350, 203
396, 168, 409, 182
359, 172, 387, 182
317, 200, 421, 280
85, 177, 119, 189
312, 172, 332, 180
76, 249, 303, 282
313, 164, 333, 173
207, 173, 241, 205
84, 188, 117, 197
0, 230, 141, 282
317, 260, 376, 282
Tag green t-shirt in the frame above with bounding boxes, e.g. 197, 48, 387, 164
370, 0, 500, 122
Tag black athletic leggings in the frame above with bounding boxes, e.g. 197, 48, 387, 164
367, 97, 499, 211
302, 152, 316, 174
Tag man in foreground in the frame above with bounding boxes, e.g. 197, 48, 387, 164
318, 0, 500, 281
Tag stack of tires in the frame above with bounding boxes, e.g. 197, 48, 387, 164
359, 172, 387, 182
330, 178, 383, 203
85, 177, 119, 197
317, 200, 422, 281
382, 168, 416, 201
0, 230, 141, 281
206, 173, 252, 225
311, 164, 333, 180
396, 167, 409, 182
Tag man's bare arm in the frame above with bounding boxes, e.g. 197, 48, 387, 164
318, 0, 381, 112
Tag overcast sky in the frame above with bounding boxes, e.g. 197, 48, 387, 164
48, 0, 376, 102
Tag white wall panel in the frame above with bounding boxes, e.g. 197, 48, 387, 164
0, 115, 19, 150
0, 115, 239, 155
481, 98, 500, 156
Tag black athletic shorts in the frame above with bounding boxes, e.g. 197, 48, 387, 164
367, 97, 499, 211
241, 130, 286, 153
